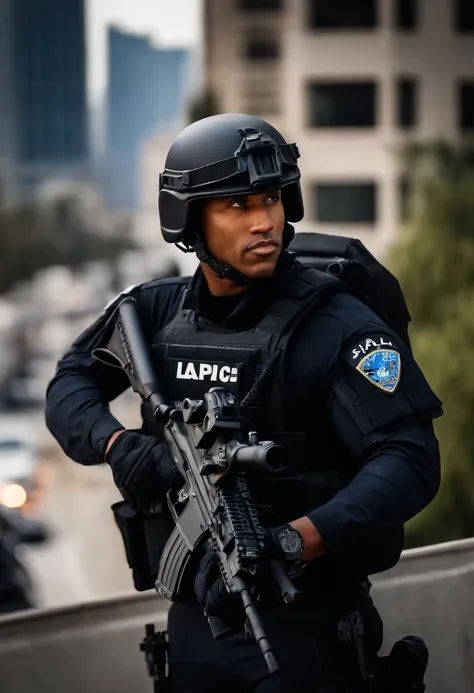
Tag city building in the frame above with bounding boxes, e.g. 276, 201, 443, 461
0, 0, 89, 203
105, 27, 191, 210
202, 0, 474, 257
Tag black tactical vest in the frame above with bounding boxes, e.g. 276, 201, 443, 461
148, 263, 356, 528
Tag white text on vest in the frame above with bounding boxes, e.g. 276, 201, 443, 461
176, 362, 238, 383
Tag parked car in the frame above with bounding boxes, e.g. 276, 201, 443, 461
0, 423, 50, 543
0, 505, 38, 613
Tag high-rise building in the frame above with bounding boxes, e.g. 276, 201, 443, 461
203, 0, 474, 258
0, 0, 89, 202
105, 27, 190, 210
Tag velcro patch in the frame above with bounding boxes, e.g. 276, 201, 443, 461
356, 349, 401, 393
344, 335, 402, 394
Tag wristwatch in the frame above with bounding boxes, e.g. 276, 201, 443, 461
273, 524, 304, 562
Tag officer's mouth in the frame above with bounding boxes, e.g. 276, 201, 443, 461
246, 239, 280, 256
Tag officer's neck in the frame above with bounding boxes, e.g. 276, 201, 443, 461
200, 263, 249, 297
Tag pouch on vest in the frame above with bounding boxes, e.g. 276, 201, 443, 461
153, 342, 253, 405
112, 500, 174, 592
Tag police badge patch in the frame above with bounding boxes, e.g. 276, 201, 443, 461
356, 349, 401, 393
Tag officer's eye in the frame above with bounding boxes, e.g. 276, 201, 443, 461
265, 192, 281, 204
229, 198, 247, 209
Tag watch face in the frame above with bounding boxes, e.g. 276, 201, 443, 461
278, 527, 302, 558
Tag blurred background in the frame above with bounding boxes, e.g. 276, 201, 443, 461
0, 0, 473, 615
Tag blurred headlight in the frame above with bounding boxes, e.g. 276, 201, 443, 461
0, 484, 27, 509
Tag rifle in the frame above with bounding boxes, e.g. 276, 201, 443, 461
93, 296, 300, 675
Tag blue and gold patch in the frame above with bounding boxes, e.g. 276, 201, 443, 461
356, 349, 401, 393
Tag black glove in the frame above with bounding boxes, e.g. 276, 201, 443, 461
194, 552, 245, 626
106, 430, 183, 509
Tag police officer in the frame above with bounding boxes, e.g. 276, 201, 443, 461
45, 114, 442, 692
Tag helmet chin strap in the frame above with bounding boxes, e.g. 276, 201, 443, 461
194, 239, 253, 285
188, 222, 296, 286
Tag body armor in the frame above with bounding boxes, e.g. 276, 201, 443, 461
149, 263, 353, 532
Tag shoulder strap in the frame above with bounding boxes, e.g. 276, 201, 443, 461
239, 266, 346, 412
257, 263, 343, 335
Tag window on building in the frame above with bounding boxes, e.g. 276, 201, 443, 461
454, 1, 474, 32
243, 86, 280, 114
396, 77, 418, 129
458, 81, 474, 130
393, 0, 419, 31
314, 182, 377, 224
307, 0, 377, 29
308, 81, 377, 128
244, 36, 280, 60
238, 0, 283, 10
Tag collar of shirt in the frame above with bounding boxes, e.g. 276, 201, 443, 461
183, 251, 296, 330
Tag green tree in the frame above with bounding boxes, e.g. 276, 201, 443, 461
387, 139, 474, 547
0, 195, 133, 294
187, 89, 220, 125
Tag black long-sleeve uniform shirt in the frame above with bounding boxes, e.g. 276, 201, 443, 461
45, 260, 442, 566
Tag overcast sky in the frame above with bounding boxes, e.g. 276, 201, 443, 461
87, 0, 202, 100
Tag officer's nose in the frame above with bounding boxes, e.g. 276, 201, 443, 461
249, 207, 275, 236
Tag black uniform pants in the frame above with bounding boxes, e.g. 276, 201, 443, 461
167, 583, 383, 693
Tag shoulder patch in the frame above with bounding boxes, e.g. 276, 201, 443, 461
344, 334, 401, 394
356, 349, 401, 393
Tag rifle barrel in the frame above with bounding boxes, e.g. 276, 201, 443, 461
233, 575, 279, 675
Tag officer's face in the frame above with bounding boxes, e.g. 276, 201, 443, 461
202, 190, 285, 279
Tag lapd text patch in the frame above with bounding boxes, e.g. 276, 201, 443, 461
174, 360, 241, 385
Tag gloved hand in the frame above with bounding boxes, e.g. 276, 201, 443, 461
194, 552, 245, 626
106, 430, 183, 509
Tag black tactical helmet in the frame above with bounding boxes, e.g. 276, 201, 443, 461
158, 114, 304, 281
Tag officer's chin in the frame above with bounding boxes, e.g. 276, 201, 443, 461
242, 251, 281, 280
239, 252, 276, 275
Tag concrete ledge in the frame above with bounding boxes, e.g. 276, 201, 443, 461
371, 538, 474, 692
1, 538, 473, 693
